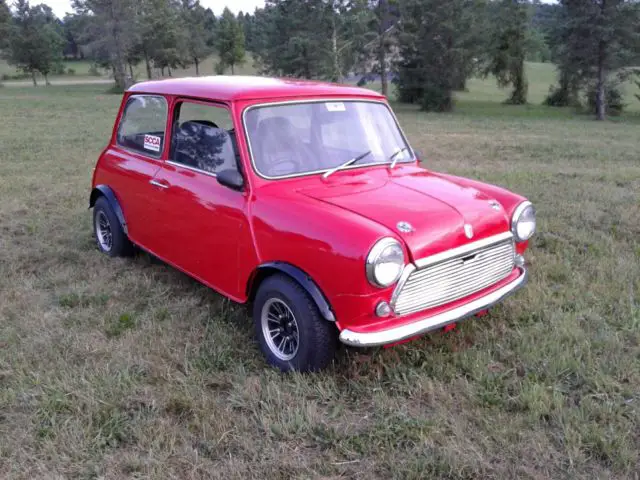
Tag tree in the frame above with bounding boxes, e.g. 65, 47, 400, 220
252, 0, 368, 81
485, 0, 529, 104
252, 0, 327, 78
396, 0, 481, 111
203, 7, 217, 45
73, 0, 138, 90
371, 0, 394, 96
550, 0, 640, 120
5, 1, 65, 86
180, 0, 211, 76
61, 13, 87, 59
239, 11, 257, 51
0, 0, 10, 51
323, 0, 371, 83
146, 0, 184, 76
216, 7, 245, 74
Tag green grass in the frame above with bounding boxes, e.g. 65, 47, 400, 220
0, 84, 639, 479
0, 59, 97, 79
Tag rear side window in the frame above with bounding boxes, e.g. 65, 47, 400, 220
170, 101, 239, 175
117, 95, 168, 157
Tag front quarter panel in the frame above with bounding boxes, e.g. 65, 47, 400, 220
250, 185, 397, 308
434, 172, 532, 253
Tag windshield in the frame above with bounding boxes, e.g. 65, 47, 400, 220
244, 101, 414, 179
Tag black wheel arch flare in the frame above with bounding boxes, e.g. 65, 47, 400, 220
253, 262, 336, 322
89, 185, 128, 235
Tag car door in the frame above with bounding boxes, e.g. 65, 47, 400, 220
101, 94, 169, 249
148, 98, 251, 300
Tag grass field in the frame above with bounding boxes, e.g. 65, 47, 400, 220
0, 81, 639, 479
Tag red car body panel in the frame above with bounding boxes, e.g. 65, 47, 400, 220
92, 77, 531, 341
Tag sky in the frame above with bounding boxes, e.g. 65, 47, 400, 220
41, 0, 267, 18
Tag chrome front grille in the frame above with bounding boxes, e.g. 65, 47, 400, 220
392, 234, 516, 316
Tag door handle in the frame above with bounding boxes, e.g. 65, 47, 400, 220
149, 179, 169, 189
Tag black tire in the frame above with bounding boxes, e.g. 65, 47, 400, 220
253, 274, 337, 372
93, 196, 133, 257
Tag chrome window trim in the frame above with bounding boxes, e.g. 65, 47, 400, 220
111, 148, 163, 164
389, 231, 514, 313
166, 160, 218, 178
511, 201, 534, 242
241, 98, 416, 181
116, 94, 169, 160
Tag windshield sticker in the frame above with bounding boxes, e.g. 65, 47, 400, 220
143, 134, 161, 152
326, 102, 346, 112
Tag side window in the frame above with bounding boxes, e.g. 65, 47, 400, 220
170, 101, 238, 175
117, 95, 168, 157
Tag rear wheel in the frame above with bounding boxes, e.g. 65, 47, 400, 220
93, 196, 133, 257
253, 274, 337, 372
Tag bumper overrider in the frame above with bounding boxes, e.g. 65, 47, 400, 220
339, 266, 527, 347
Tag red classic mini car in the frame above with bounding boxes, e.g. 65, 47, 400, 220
90, 76, 535, 371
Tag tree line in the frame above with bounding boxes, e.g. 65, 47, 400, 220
1, 0, 638, 120
0, 0, 246, 87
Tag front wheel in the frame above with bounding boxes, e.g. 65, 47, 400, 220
253, 274, 337, 372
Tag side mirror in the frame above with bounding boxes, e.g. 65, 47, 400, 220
217, 169, 244, 191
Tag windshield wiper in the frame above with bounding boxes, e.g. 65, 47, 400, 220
323, 150, 372, 178
389, 147, 410, 169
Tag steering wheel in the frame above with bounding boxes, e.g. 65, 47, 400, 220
264, 155, 304, 177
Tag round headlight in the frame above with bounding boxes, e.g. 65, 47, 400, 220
366, 238, 405, 287
512, 201, 536, 242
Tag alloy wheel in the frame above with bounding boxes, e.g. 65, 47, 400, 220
261, 298, 299, 361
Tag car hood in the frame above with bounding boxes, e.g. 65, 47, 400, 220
298, 169, 510, 261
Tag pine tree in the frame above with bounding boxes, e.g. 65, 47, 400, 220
486, 0, 529, 105
239, 12, 256, 52
252, 0, 368, 81
253, 0, 328, 78
552, 0, 640, 120
216, 7, 245, 75
180, 0, 211, 76
396, 0, 479, 111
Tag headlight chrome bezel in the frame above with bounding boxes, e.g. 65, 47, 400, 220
366, 238, 405, 288
511, 201, 536, 242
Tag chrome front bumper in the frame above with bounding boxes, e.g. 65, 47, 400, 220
339, 267, 527, 347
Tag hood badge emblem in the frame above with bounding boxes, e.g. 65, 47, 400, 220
397, 221, 414, 233
464, 224, 474, 239
489, 200, 501, 211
